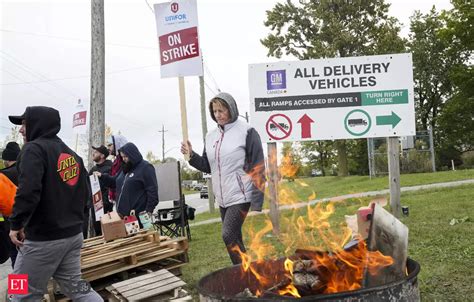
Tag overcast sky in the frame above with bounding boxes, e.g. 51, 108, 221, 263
1, 0, 453, 163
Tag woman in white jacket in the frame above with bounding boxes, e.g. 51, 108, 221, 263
181, 92, 265, 265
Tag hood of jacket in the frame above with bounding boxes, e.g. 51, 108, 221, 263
111, 135, 128, 156
24, 106, 61, 142
209, 92, 239, 124
118, 142, 143, 169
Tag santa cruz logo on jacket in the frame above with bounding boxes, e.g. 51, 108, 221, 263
57, 153, 80, 186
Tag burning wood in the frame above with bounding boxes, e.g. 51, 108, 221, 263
235, 288, 257, 298
291, 259, 326, 294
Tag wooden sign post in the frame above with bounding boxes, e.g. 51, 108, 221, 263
267, 142, 280, 235
387, 137, 401, 218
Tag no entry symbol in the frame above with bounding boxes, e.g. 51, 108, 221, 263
266, 114, 292, 140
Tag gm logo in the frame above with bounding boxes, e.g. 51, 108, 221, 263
267, 70, 286, 90
170, 2, 179, 13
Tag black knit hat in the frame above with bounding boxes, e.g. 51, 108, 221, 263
2, 142, 21, 161
92, 145, 109, 158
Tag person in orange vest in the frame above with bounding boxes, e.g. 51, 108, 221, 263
0, 141, 20, 266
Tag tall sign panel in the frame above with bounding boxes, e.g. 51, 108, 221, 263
249, 53, 416, 143
154, 0, 203, 78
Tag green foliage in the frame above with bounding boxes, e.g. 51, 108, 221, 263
299, 141, 336, 176
460, 151, 474, 168
408, 2, 472, 170
346, 139, 369, 175
408, 8, 465, 131
262, 0, 405, 59
180, 160, 203, 181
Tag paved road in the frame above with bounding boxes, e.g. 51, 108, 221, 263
156, 192, 215, 214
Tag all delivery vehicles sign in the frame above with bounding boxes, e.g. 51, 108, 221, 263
249, 53, 416, 143
154, 0, 203, 78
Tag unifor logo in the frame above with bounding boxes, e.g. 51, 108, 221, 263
266, 70, 286, 90
170, 2, 179, 13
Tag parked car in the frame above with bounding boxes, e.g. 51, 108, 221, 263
200, 186, 209, 199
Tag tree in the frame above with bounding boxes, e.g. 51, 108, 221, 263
146, 151, 161, 165
408, 7, 465, 131
409, 2, 472, 168
299, 141, 336, 176
262, 0, 405, 175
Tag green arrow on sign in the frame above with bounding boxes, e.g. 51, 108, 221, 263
376, 111, 401, 128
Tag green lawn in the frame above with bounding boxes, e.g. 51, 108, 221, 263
182, 183, 474, 301
192, 169, 474, 223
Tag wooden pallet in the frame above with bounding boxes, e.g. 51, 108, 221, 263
106, 269, 192, 301
81, 230, 188, 282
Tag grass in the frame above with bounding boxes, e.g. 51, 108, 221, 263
191, 169, 474, 223
181, 184, 474, 301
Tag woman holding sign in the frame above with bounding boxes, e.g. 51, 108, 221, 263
181, 92, 266, 265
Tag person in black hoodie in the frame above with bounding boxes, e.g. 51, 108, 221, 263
8, 106, 103, 302
0, 141, 20, 267
97, 142, 158, 218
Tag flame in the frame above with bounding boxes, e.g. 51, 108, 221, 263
238, 152, 394, 298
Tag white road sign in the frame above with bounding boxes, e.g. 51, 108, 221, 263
249, 53, 416, 143
154, 0, 203, 78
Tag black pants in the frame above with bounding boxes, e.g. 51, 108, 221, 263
219, 203, 250, 265
1, 219, 18, 267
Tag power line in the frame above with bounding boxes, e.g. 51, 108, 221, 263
1, 68, 67, 107
144, 0, 155, 14
203, 62, 221, 93
1, 50, 79, 99
0, 28, 159, 50
1, 64, 160, 85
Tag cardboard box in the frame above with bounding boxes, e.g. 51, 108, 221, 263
100, 211, 127, 242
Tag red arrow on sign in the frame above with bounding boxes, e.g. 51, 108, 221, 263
297, 114, 314, 139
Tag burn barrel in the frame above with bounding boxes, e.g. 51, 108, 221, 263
197, 258, 420, 301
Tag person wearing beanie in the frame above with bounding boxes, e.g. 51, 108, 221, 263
1, 141, 20, 185
1, 141, 20, 267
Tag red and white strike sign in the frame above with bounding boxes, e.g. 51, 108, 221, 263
159, 27, 200, 65
154, 0, 203, 78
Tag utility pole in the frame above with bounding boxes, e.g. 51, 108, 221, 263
158, 124, 168, 162
89, 0, 105, 169
200, 75, 215, 213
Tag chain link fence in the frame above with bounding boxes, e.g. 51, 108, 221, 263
368, 129, 435, 176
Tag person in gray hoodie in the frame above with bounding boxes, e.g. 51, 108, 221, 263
181, 92, 265, 265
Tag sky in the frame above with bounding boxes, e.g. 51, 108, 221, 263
0, 0, 453, 164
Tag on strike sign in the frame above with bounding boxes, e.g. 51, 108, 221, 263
154, 0, 203, 78
159, 27, 199, 65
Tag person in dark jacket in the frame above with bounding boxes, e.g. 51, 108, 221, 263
0, 141, 20, 267
98, 142, 158, 218
7, 106, 102, 302
86, 145, 112, 237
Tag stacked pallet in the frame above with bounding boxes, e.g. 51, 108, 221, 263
106, 269, 192, 301
81, 230, 188, 282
